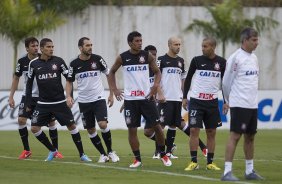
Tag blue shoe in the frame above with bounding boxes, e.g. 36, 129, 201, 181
80, 154, 92, 162
45, 151, 58, 161
221, 171, 239, 181
245, 170, 264, 180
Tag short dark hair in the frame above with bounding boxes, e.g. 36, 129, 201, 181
127, 31, 142, 43
78, 37, 90, 47
40, 38, 52, 48
240, 27, 258, 43
203, 37, 217, 47
24, 37, 38, 48
144, 45, 157, 52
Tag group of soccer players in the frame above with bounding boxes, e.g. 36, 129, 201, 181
9, 27, 263, 181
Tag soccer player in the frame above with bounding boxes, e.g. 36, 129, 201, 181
66, 37, 120, 163
108, 31, 172, 168
183, 37, 227, 171
8, 37, 62, 159
25, 38, 91, 162
221, 27, 264, 181
156, 37, 208, 159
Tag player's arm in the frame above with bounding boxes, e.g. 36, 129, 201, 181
108, 55, 123, 101
148, 52, 161, 99
182, 58, 196, 110
222, 57, 237, 105
8, 75, 20, 108
25, 63, 35, 110
221, 59, 229, 114
66, 63, 75, 108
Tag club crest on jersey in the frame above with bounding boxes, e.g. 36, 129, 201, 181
214, 62, 220, 70
178, 61, 182, 68
91, 62, 97, 69
52, 64, 57, 70
139, 56, 145, 63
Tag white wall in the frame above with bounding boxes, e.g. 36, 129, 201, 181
1, 6, 282, 90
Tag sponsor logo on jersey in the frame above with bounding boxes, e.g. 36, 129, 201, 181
199, 71, 220, 77
130, 90, 145, 97
167, 68, 182, 74
149, 77, 154, 84
52, 64, 58, 70
246, 70, 259, 76
198, 93, 215, 100
214, 62, 220, 70
38, 73, 57, 80
91, 62, 97, 69
126, 65, 147, 72
79, 71, 98, 78
139, 56, 145, 63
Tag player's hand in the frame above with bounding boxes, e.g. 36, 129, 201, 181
157, 93, 166, 103
146, 85, 158, 100
108, 95, 114, 107
113, 89, 123, 101
223, 103, 229, 114
26, 107, 31, 112
8, 98, 15, 108
182, 99, 189, 111
66, 96, 74, 108
119, 103, 124, 113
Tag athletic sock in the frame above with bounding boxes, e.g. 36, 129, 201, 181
49, 126, 58, 150
166, 127, 176, 153
207, 152, 214, 164
101, 128, 112, 153
89, 132, 106, 155
19, 125, 30, 151
34, 130, 56, 151
70, 128, 84, 157
133, 150, 141, 162
191, 151, 197, 163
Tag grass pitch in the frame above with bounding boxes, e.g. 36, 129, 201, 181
0, 129, 281, 184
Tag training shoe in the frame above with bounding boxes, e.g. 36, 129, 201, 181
152, 152, 160, 159
98, 154, 109, 163
80, 154, 92, 162
206, 162, 221, 170
171, 143, 177, 153
166, 152, 178, 159
184, 162, 199, 171
221, 171, 239, 181
202, 148, 208, 157
55, 151, 64, 159
45, 151, 58, 161
245, 170, 264, 180
108, 151, 120, 162
129, 159, 142, 168
18, 150, 32, 160
161, 155, 172, 166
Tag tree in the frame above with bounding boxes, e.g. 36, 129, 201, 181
0, 0, 65, 73
185, 0, 279, 58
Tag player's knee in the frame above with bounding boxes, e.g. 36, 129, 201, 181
98, 121, 107, 129
31, 126, 40, 134
144, 129, 154, 138
87, 127, 96, 134
18, 117, 27, 125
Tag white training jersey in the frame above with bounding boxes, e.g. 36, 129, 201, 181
222, 48, 259, 108
120, 50, 150, 100
67, 54, 108, 103
158, 54, 186, 101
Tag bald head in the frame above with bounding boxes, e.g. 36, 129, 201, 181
168, 37, 181, 56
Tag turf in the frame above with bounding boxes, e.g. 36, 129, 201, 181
0, 129, 281, 184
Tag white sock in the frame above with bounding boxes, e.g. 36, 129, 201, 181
224, 162, 232, 175
245, 159, 254, 175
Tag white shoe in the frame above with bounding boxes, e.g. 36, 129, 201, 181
108, 151, 120, 162
129, 159, 142, 168
166, 152, 178, 159
152, 152, 160, 159
97, 154, 109, 163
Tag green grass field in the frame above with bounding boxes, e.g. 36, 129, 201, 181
0, 129, 281, 184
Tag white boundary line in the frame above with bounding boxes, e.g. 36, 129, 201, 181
0, 155, 254, 184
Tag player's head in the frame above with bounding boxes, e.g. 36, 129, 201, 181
168, 37, 181, 55
40, 38, 54, 57
144, 45, 157, 58
25, 37, 39, 55
78, 37, 92, 56
202, 37, 216, 58
240, 27, 259, 52
127, 31, 142, 51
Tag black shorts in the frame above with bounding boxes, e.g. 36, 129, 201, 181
31, 102, 74, 127
189, 98, 222, 129
124, 99, 160, 128
18, 96, 38, 119
230, 107, 257, 134
78, 100, 108, 129
158, 101, 182, 127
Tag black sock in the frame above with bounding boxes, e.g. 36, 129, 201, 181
90, 134, 106, 155
199, 139, 207, 151
133, 150, 141, 162
101, 130, 112, 153
191, 151, 197, 163
49, 128, 58, 150
207, 153, 214, 164
183, 125, 190, 136
19, 127, 30, 151
159, 145, 166, 157
71, 132, 84, 157
35, 131, 56, 151
166, 128, 176, 153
